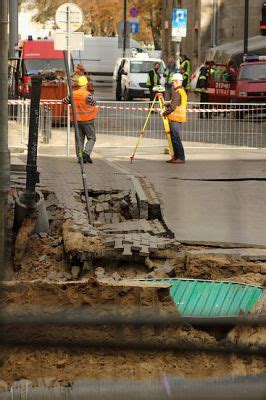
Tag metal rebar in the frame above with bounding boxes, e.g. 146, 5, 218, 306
63, 50, 92, 224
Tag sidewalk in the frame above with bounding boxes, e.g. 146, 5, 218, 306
9, 117, 266, 246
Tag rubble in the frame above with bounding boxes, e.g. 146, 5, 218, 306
4, 177, 265, 388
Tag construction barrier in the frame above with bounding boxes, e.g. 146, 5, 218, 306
8, 100, 266, 153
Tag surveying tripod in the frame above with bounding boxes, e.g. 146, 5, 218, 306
130, 87, 174, 162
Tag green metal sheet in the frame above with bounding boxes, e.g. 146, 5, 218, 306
143, 279, 263, 317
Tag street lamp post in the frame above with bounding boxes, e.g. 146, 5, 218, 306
123, 0, 127, 57
0, 0, 10, 274
244, 0, 249, 60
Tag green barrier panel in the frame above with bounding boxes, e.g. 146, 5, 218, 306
143, 279, 263, 317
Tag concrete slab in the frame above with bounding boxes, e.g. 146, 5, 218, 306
187, 248, 266, 261
95, 146, 266, 246
10, 157, 26, 171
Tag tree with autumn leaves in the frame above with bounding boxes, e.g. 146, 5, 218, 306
21, 0, 162, 49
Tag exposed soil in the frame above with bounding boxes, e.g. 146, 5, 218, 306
1, 188, 265, 388
1, 345, 265, 386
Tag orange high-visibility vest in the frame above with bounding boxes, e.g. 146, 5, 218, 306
71, 88, 98, 122
167, 87, 187, 123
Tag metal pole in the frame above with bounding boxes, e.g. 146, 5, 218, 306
123, 0, 127, 57
212, 0, 218, 47
63, 51, 92, 224
24, 76, 42, 207
67, 5, 71, 73
8, 0, 18, 59
243, 0, 249, 60
0, 0, 10, 273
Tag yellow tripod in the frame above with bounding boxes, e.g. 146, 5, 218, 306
130, 90, 174, 162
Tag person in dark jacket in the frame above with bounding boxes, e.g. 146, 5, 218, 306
146, 62, 161, 101
195, 61, 211, 119
116, 59, 125, 101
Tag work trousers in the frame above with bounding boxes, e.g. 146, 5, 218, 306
76, 120, 96, 157
165, 85, 172, 101
170, 121, 185, 161
200, 92, 212, 118
149, 87, 157, 101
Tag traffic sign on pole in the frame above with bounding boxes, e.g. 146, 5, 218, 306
129, 17, 139, 34
54, 32, 84, 51
130, 7, 139, 18
172, 8, 187, 38
55, 3, 84, 32
117, 20, 131, 36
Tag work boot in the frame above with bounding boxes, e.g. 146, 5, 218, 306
83, 153, 93, 164
166, 158, 185, 164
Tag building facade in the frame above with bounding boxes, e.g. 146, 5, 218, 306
180, 0, 265, 70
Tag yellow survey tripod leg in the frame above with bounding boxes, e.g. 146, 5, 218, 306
130, 92, 175, 162
157, 93, 175, 159
130, 95, 158, 162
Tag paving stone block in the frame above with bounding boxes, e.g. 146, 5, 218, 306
114, 238, 124, 250
96, 204, 104, 213
131, 241, 142, 251
104, 238, 115, 247
122, 244, 133, 256
139, 245, 150, 257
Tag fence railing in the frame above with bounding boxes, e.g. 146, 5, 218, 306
8, 100, 266, 153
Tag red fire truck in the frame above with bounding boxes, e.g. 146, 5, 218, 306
12, 38, 94, 123
207, 57, 266, 115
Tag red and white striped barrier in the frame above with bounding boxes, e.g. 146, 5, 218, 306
7, 99, 263, 113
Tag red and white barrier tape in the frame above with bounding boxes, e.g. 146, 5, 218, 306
7, 100, 264, 113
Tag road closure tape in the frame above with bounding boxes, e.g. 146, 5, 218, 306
7, 99, 264, 113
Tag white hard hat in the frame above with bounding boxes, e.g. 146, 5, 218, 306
172, 73, 183, 81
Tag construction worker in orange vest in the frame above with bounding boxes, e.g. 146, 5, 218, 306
63, 76, 98, 164
163, 73, 187, 164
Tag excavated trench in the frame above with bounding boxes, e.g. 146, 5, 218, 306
0, 187, 265, 388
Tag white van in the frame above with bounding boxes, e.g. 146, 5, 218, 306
71, 36, 146, 84
113, 55, 166, 100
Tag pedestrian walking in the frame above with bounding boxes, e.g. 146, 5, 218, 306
163, 73, 187, 164
146, 62, 161, 101
62, 76, 98, 164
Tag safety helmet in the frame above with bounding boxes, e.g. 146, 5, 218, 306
78, 76, 88, 86
172, 73, 183, 82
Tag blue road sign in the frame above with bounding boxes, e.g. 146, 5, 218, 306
172, 8, 187, 37
130, 18, 139, 34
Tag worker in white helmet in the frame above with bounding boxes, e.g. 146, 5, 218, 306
163, 72, 187, 164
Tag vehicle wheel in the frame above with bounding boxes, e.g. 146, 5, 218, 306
124, 89, 132, 101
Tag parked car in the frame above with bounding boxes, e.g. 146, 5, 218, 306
113, 55, 166, 100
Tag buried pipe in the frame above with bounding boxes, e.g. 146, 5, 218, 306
13, 76, 49, 268
13, 75, 49, 233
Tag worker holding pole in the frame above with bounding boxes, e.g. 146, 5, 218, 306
163, 73, 187, 164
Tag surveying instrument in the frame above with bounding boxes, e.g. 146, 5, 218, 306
130, 86, 174, 162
